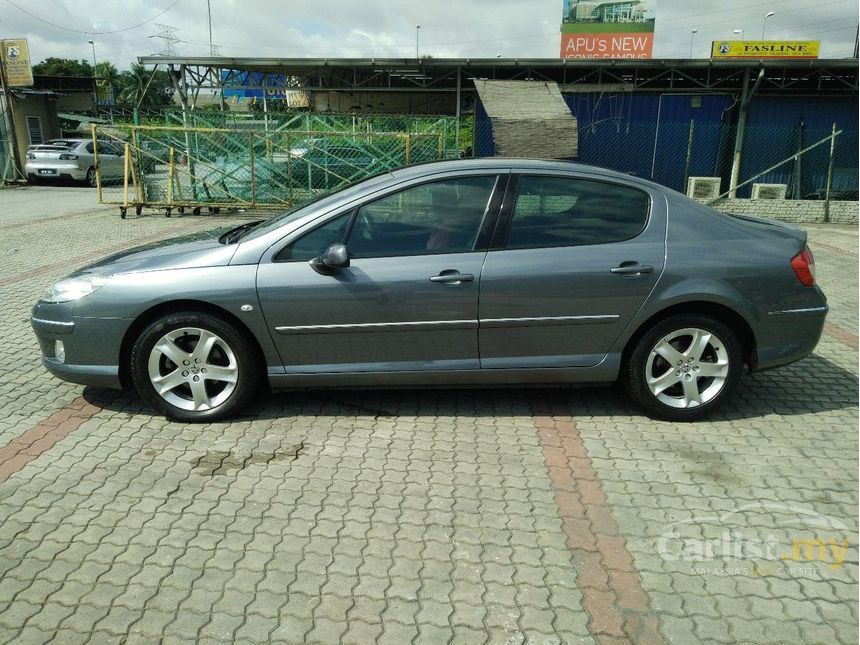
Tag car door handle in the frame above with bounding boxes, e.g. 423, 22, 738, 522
430, 271, 474, 284
610, 262, 654, 276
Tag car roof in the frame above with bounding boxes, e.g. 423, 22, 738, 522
389, 157, 653, 186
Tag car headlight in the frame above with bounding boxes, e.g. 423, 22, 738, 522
41, 275, 110, 303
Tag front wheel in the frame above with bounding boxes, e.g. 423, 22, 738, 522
624, 314, 743, 422
130, 312, 262, 421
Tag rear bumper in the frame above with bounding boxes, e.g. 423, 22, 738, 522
25, 162, 87, 181
753, 303, 828, 372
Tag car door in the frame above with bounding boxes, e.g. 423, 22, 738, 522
478, 172, 666, 368
96, 142, 122, 178
256, 172, 506, 373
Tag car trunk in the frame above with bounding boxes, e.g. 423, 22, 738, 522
28, 142, 78, 161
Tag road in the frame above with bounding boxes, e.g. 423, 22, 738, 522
0, 185, 856, 644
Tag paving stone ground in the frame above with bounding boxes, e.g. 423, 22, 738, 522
0, 186, 856, 644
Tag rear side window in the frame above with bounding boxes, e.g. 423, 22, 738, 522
506, 176, 649, 249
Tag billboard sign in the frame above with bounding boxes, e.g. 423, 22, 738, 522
561, 1, 656, 59
711, 40, 820, 59
1, 38, 33, 87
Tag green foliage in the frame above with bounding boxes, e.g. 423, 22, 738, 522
116, 64, 174, 108
33, 58, 174, 108
33, 57, 92, 76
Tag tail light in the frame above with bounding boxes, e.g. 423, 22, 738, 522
790, 245, 816, 286
58, 153, 78, 160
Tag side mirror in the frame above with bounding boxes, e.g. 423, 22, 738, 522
309, 243, 350, 275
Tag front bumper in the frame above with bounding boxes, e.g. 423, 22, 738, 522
31, 305, 129, 389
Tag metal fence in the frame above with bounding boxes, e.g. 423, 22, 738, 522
92, 124, 446, 213
90, 108, 470, 160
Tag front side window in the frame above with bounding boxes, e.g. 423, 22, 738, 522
346, 176, 497, 258
276, 212, 351, 262
506, 176, 650, 249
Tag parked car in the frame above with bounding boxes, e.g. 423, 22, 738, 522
196, 156, 290, 203
25, 138, 125, 186
138, 139, 172, 173
288, 143, 381, 189
31, 159, 827, 422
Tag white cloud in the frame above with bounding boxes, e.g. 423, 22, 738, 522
3, 0, 856, 68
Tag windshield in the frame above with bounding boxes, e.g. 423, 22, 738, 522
238, 170, 395, 242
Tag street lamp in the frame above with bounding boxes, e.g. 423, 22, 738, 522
762, 11, 775, 39
87, 40, 97, 109
733, 29, 744, 40
416, 25, 420, 58
690, 28, 698, 58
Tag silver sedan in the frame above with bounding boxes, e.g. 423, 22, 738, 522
31, 158, 827, 422
25, 138, 124, 186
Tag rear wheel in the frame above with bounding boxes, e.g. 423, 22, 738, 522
624, 314, 742, 421
130, 312, 261, 421
85, 167, 97, 187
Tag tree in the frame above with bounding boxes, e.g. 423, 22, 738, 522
33, 57, 92, 77
94, 62, 120, 104
116, 64, 174, 108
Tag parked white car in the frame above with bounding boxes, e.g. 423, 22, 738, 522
25, 138, 124, 186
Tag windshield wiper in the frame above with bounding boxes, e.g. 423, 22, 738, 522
220, 220, 263, 244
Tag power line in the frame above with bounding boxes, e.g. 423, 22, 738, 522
3, 0, 182, 35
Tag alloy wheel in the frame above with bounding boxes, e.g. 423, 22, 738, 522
645, 327, 729, 409
147, 327, 238, 412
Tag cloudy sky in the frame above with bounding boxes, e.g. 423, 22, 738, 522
3, 0, 858, 69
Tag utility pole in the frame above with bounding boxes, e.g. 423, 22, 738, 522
88, 40, 97, 110
207, 0, 214, 56
416, 25, 420, 58
761, 12, 774, 39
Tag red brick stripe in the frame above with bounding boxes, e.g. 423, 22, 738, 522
535, 416, 664, 644
0, 396, 100, 482
824, 323, 859, 350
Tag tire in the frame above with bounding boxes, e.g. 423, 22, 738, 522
624, 314, 743, 422
130, 311, 262, 422
85, 167, 97, 187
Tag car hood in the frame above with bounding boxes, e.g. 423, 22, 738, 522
76, 226, 239, 275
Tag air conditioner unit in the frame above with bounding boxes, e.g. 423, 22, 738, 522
751, 183, 787, 200
687, 177, 721, 200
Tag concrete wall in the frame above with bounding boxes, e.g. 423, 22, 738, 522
699, 198, 859, 225
11, 95, 61, 170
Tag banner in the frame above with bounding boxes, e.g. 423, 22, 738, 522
1, 38, 33, 87
561, 0, 656, 59
711, 40, 820, 59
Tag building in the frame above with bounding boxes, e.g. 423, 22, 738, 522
0, 87, 62, 180
136, 56, 858, 197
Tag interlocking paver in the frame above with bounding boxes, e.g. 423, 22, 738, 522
0, 189, 856, 643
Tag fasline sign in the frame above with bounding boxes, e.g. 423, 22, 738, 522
711, 40, 820, 59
